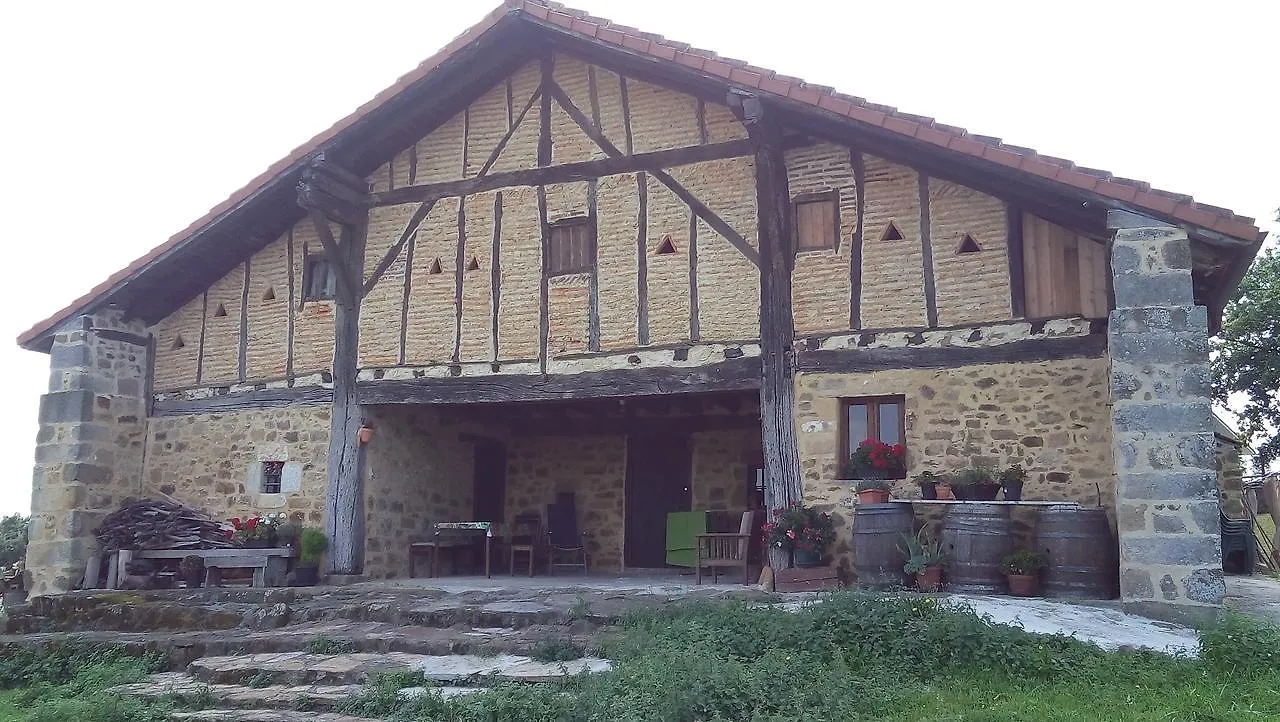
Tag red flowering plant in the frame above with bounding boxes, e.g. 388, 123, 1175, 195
761, 503, 836, 556
227, 514, 287, 547
843, 438, 907, 480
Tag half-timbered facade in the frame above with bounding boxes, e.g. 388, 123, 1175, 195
20, 1, 1264, 621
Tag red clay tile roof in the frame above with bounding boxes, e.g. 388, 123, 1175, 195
16, 0, 1264, 350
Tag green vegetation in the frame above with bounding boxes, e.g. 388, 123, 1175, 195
0, 515, 28, 568
0, 643, 170, 722
529, 637, 585, 663
298, 527, 328, 566
6, 595, 1280, 720
305, 635, 359, 655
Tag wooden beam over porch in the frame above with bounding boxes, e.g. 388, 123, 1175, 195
356, 357, 761, 405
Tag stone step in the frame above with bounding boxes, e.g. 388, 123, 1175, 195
0, 619, 596, 669
111, 672, 484, 713
186, 651, 610, 686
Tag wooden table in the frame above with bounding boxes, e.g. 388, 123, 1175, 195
422, 522, 497, 578
885, 500, 1083, 507
125, 547, 296, 588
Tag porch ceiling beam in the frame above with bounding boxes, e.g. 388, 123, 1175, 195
506, 414, 760, 437
355, 357, 762, 404
366, 138, 754, 207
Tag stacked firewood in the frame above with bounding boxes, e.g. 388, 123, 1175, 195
94, 498, 232, 551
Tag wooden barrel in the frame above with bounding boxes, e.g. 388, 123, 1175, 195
941, 505, 1014, 593
1035, 507, 1117, 599
853, 504, 914, 588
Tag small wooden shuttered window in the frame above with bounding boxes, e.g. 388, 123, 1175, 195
1022, 214, 1108, 318
548, 218, 593, 276
793, 192, 839, 251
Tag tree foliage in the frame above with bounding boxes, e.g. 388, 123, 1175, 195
0, 513, 28, 568
1213, 217, 1280, 472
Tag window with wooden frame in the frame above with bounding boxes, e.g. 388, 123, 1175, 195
547, 217, 593, 276
793, 191, 839, 252
840, 396, 907, 476
302, 255, 338, 301
261, 461, 284, 494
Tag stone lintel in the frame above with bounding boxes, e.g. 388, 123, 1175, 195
1116, 470, 1217, 500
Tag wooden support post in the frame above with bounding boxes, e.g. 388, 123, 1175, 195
731, 92, 803, 571
298, 156, 370, 577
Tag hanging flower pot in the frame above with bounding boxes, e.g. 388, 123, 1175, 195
357, 424, 374, 445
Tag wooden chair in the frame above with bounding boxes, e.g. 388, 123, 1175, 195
695, 510, 756, 585
546, 501, 589, 573
508, 513, 542, 576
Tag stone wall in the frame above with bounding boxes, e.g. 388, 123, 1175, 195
505, 435, 627, 572
361, 406, 480, 579
691, 428, 760, 510
142, 406, 331, 525
1109, 224, 1223, 622
27, 311, 150, 596
1217, 434, 1246, 519
795, 355, 1113, 572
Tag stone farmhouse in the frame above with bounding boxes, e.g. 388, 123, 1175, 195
18, 0, 1265, 622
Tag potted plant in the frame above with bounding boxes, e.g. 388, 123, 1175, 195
914, 471, 939, 500
855, 478, 891, 504
1000, 549, 1046, 597
900, 526, 946, 592
762, 504, 835, 568
934, 473, 955, 500
179, 555, 205, 588
295, 527, 328, 586
843, 439, 907, 480
276, 517, 303, 549
956, 466, 1001, 501
1000, 464, 1027, 501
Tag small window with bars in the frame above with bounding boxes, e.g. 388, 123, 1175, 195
261, 461, 284, 494
548, 218, 593, 276
303, 256, 337, 301
793, 191, 839, 252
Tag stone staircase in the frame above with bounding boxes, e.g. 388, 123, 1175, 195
1, 582, 767, 720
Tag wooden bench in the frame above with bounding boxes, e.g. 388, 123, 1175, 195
127, 548, 295, 588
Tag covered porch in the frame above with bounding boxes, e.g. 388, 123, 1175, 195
359, 391, 765, 580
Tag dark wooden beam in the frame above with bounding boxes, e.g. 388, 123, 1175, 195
849, 149, 865, 329
364, 198, 438, 296
399, 228, 415, 366
636, 172, 650, 346
299, 165, 370, 209
1007, 204, 1026, 318
326, 219, 368, 576
368, 138, 753, 207
491, 192, 503, 362
285, 229, 296, 382
452, 195, 466, 364
238, 259, 250, 382
195, 291, 208, 384
152, 386, 334, 416
306, 209, 361, 304
919, 174, 938, 328
537, 185, 550, 371
357, 357, 761, 404
688, 209, 700, 340
547, 81, 760, 267
793, 333, 1107, 373
620, 75, 634, 154
308, 152, 370, 192
731, 92, 802, 570
587, 65, 602, 130
298, 186, 367, 227
478, 82, 542, 177
587, 179, 601, 352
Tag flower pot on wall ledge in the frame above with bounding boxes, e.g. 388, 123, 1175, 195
857, 489, 891, 504
916, 565, 943, 592
1006, 574, 1039, 597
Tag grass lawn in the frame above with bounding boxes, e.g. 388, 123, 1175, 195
4, 595, 1280, 721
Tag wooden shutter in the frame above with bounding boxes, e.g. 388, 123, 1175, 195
1022, 214, 1108, 318
549, 219, 593, 275
794, 194, 838, 251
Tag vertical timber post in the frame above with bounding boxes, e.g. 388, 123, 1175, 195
732, 92, 803, 571
299, 155, 370, 579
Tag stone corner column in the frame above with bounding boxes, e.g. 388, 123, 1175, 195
1109, 225, 1223, 626
26, 310, 149, 597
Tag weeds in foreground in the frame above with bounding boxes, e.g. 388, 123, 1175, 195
305, 636, 358, 655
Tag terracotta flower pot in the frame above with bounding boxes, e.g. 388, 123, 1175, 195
936, 485, 954, 500
1006, 573, 1039, 597
857, 489, 890, 504
916, 565, 943, 592
918, 482, 937, 500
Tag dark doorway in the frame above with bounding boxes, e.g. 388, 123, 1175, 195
624, 433, 692, 568
472, 440, 507, 523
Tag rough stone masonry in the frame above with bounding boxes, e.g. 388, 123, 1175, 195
1109, 223, 1224, 624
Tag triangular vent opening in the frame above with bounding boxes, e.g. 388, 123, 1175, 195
213, 303, 228, 318
428, 257, 443, 275
466, 256, 480, 271
262, 286, 276, 301
880, 222, 904, 242
655, 235, 678, 255
957, 234, 982, 254
171, 334, 185, 351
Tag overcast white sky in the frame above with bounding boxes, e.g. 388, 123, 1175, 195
0, 0, 1275, 516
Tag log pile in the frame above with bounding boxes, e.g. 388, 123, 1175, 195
94, 499, 231, 551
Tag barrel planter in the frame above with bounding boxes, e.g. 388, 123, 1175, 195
853, 503, 914, 588
941, 504, 1014, 593
1035, 506, 1118, 599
